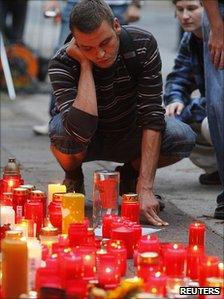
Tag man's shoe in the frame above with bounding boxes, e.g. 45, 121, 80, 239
33, 124, 49, 135
63, 167, 85, 193
214, 203, 224, 220
199, 171, 221, 185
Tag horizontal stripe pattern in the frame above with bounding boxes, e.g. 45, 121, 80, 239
49, 26, 165, 144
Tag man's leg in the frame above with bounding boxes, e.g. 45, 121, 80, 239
203, 6, 224, 219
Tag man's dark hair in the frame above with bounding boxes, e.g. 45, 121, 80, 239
69, 0, 115, 33
172, 0, 203, 5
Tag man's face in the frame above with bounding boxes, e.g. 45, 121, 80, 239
175, 0, 203, 33
74, 19, 121, 68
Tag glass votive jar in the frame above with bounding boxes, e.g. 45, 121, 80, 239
121, 193, 140, 223
39, 226, 59, 249
137, 252, 161, 282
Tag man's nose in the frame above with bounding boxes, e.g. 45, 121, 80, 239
97, 48, 105, 59
182, 9, 190, 19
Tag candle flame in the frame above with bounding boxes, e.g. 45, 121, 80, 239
84, 254, 92, 262
8, 180, 14, 187
151, 287, 158, 294
218, 262, 224, 270
193, 245, 198, 251
173, 244, 178, 249
105, 267, 112, 273
155, 272, 161, 277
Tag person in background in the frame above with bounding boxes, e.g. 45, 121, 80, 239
33, 0, 141, 135
202, 0, 224, 220
164, 0, 221, 186
0, 0, 28, 44
48, 0, 196, 226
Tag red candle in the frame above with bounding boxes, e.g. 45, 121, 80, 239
107, 239, 127, 276
121, 193, 140, 223
58, 249, 83, 288
137, 252, 161, 282
24, 195, 44, 235
134, 234, 160, 266
68, 222, 88, 246
111, 226, 135, 258
164, 243, 187, 277
48, 193, 63, 232
102, 214, 120, 238
30, 190, 47, 218
96, 250, 121, 288
145, 272, 167, 297
189, 222, 205, 247
35, 266, 61, 291
12, 187, 29, 222
187, 245, 204, 280
66, 279, 88, 299
199, 256, 219, 287
74, 246, 96, 281
97, 178, 118, 209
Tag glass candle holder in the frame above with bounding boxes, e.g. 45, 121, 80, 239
188, 222, 205, 248
137, 252, 161, 282
92, 170, 119, 229
39, 226, 59, 250
121, 193, 140, 223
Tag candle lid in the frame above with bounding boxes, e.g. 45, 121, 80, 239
139, 252, 159, 265
52, 192, 66, 202
122, 193, 139, 203
20, 184, 36, 191
62, 192, 85, 198
5, 230, 23, 239
13, 187, 28, 195
40, 226, 59, 236
31, 190, 46, 199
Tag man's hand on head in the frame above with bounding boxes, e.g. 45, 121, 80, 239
66, 38, 92, 67
165, 102, 184, 117
136, 179, 169, 227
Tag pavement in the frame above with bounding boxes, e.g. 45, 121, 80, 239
1, 1, 223, 259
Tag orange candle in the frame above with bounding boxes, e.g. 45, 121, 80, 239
2, 230, 28, 298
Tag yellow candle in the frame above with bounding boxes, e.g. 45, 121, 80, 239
39, 226, 59, 249
2, 230, 28, 299
61, 193, 85, 234
48, 184, 66, 204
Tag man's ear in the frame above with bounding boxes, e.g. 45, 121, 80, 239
113, 17, 122, 35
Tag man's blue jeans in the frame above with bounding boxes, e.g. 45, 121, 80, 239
202, 4, 224, 205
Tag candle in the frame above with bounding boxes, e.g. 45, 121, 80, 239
68, 222, 88, 246
27, 238, 42, 291
24, 193, 44, 236
199, 256, 219, 287
39, 226, 59, 250
111, 226, 136, 258
187, 245, 204, 280
121, 193, 140, 223
164, 243, 187, 277
107, 240, 127, 276
66, 279, 88, 299
12, 187, 29, 222
96, 250, 120, 288
48, 193, 65, 232
47, 184, 66, 204
189, 222, 206, 247
2, 230, 28, 298
74, 246, 97, 280
61, 193, 85, 234
145, 272, 167, 297
102, 215, 120, 238
137, 252, 161, 282
30, 190, 47, 217
0, 205, 15, 226
35, 266, 61, 291
14, 218, 30, 238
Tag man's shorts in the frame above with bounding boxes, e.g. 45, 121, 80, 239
49, 114, 196, 163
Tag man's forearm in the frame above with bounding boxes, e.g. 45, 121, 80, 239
139, 129, 161, 189
203, 0, 223, 29
73, 61, 98, 116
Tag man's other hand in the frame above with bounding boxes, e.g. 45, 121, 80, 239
66, 38, 92, 67
165, 102, 184, 117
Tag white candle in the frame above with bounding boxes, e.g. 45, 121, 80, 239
27, 238, 42, 291
0, 205, 15, 226
48, 184, 66, 204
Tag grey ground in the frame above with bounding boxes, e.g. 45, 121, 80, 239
1, 1, 223, 259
